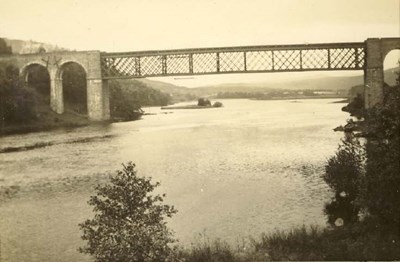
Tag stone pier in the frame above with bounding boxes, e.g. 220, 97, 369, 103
364, 38, 400, 109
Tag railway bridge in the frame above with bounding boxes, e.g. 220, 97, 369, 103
0, 37, 399, 120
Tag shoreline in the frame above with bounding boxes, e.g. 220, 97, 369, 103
161, 105, 217, 110
249, 95, 347, 101
0, 111, 112, 137
1, 97, 347, 136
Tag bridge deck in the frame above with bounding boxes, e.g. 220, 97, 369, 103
100, 42, 365, 79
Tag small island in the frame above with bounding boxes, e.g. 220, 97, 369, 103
161, 98, 223, 110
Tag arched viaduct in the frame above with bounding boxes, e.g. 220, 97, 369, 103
0, 37, 398, 121
0, 51, 109, 121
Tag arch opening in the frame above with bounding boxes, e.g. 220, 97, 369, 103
23, 64, 51, 105
59, 62, 88, 114
383, 49, 400, 87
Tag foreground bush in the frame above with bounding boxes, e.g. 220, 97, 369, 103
79, 162, 177, 262
362, 84, 400, 229
323, 134, 365, 226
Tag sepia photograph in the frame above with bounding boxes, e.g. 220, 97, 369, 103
0, 0, 399, 261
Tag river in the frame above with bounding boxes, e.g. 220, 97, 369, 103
0, 98, 348, 261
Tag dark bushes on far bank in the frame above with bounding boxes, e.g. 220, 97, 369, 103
0, 62, 37, 125
109, 80, 173, 121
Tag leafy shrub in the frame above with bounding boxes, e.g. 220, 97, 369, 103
323, 134, 365, 225
325, 67, 400, 236
362, 84, 400, 228
79, 162, 177, 262
342, 93, 364, 119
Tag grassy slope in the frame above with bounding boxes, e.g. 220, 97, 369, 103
191, 66, 399, 96
0, 91, 91, 136
179, 221, 400, 261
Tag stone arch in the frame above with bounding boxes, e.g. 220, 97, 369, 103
56, 60, 88, 80
381, 39, 400, 60
383, 49, 400, 86
20, 61, 48, 82
20, 62, 51, 104
56, 61, 88, 114
364, 38, 400, 108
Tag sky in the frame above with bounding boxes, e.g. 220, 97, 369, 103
0, 0, 399, 87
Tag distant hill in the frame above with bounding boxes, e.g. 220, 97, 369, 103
138, 78, 190, 95
190, 66, 399, 96
137, 79, 195, 102
120, 66, 399, 100
190, 83, 274, 97
384, 67, 399, 86
111, 78, 196, 106
3, 38, 68, 54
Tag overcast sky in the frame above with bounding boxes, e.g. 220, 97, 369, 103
1, 0, 399, 87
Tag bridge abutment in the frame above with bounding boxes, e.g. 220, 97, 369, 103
51, 77, 64, 114
364, 39, 384, 109
364, 38, 400, 109
87, 78, 110, 121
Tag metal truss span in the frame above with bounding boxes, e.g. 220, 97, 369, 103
101, 42, 365, 79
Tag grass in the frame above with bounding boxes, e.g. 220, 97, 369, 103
0, 108, 91, 136
0, 91, 101, 136
178, 220, 400, 261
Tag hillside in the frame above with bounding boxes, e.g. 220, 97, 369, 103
138, 79, 189, 94
191, 66, 399, 96
136, 79, 195, 102
3, 38, 68, 54
111, 79, 172, 107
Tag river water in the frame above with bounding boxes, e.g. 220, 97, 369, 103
0, 98, 348, 261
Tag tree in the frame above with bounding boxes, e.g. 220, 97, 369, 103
197, 98, 211, 106
342, 93, 364, 119
324, 64, 400, 232
323, 134, 365, 226
0, 61, 37, 125
109, 80, 143, 121
79, 162, 178, 262
0, 38, 12, 55
362, 83, 400, 229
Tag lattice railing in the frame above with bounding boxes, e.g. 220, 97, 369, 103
101, 42, 365, 79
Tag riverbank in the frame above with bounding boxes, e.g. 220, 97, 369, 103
0, 110, 94, 136
0, 109, 143, 137
251, 95, 346, 101
178, 221, 400, 261
161, 99, 223, 110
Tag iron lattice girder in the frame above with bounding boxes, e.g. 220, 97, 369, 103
101, 42, 365, 79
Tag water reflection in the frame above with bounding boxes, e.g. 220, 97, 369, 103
0, 99, 348, 261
